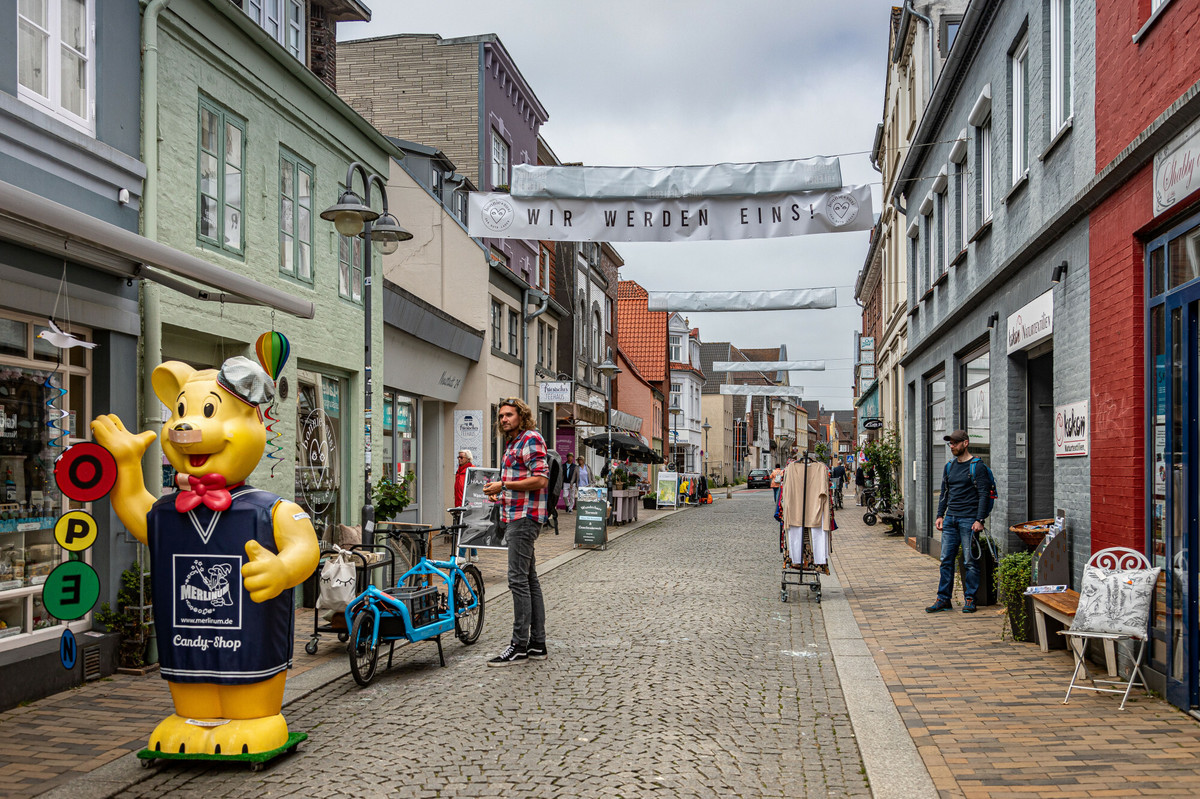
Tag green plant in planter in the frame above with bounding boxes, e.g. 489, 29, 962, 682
996, 550, 1032, 640
372, 471, 416, 522
95, 559, 152, 669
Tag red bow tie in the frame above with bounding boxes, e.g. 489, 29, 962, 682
175, 473, 234, 513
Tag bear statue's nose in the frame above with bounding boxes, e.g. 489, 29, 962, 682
174, 422, 194, 431
167, 422, 203, 444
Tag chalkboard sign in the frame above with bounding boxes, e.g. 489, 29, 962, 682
457, 467, 508, 550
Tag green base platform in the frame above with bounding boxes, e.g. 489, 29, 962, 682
136, 732, 307, 772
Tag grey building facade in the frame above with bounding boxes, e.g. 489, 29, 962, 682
897, 0, 1095, 574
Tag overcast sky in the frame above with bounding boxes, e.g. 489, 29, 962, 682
344, 1, 899, 409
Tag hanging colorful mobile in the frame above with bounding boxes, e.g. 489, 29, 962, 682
255, 331, 291, 477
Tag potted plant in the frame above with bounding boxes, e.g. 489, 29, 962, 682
372, 471, 416, 522
996, 549, 1034, 642
95, 560, 153, 670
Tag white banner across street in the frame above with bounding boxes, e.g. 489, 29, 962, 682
719, 385, 804, 397
468, 184, 873, 242
712, 361, 826, 372
509, 157, 843, 199
646, 289, 836, 312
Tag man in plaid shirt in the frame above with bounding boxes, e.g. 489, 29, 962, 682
482, 398, 549, 666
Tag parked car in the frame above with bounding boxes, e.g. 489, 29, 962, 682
747, 469, 771, 489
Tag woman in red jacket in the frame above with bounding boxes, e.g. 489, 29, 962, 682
454, 450, 473, 507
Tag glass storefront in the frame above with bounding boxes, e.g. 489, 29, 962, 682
961, 348, 990, 467
295, 369, 344, 542
381, 391, 418, 510
1145, 210, 1200, 710
927, 371, 948, 525
0, 311, 91, 650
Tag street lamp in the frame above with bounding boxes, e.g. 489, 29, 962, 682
669, 406, 682, 471
597, 358, 621, 499
321, 162, 412, 544
701, 417, 711, 477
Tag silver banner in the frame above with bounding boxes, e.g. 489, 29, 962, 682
712, 361, 826, 372
646, 289, 836, 312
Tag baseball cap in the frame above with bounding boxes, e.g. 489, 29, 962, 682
943, 429, 969, 443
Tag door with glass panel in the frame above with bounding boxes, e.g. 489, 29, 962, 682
1147, 219, 1200, 711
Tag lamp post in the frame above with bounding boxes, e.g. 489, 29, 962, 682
321, 162, 412, 544
597, 358, 621, 499
701, 417, 711, 477
669, 406, 682, 471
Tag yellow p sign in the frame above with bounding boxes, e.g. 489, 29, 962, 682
54, 511, 99, 552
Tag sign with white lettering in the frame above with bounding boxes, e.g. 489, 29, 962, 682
1154, 115, 1200, 217
1054, 400, 1089, 458
1006, 291, 1054, 354
469, 185, 874, 242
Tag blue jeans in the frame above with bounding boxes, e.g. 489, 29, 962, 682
937, 516, 979, 602
506, 517, 545, 647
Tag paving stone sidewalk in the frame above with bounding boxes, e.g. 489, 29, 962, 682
0, 503, 680, 798
832, 488, 1200, 799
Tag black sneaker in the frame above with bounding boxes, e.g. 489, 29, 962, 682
925, 598, 952, 613
487, 643, 528, 667
963, 597, 977, 613
526, 641, 548, 660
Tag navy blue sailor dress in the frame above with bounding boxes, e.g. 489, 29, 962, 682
148, 486, 295, 684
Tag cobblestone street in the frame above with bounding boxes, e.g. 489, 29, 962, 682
116, 492, 869, 798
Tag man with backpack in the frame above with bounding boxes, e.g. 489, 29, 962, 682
927, 429, 995, 615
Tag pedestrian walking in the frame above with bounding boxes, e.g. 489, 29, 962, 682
577, 460, 592, 492
453, 449, 473, 507
855, 463, 867, 505
482, 398, 550, 666
770, 464, 785, 503
830, 459, 846, 509
926, 429, 990, 614
561, 453, 579, 511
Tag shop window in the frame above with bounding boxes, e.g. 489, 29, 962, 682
927, 372, 948, 523
1167, 227, 1200, 291
197, 97, 245, 256
295, 370, 344, 542
960, 348, 990, 467
383, 392, 417, 512
17, 0, 94, 135
279, 150, 313, 282
0, 311, 91, 652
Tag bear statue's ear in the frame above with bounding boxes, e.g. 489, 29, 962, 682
152, 361, 195, 408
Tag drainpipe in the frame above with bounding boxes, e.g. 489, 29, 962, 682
904, 0, 935, 97
140, 0, 173, 498
522, 255, 551, 405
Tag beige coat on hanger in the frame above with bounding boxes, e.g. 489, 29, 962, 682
780, 460, 832, 531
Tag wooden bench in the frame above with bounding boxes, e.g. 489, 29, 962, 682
1032, 590, 1118, 677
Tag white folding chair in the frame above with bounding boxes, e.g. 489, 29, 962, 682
1061, 547, 1156, 710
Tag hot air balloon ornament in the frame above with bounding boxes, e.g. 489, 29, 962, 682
255, 332, 291, 477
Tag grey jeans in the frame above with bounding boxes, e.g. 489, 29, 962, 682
505, 516, 545, 647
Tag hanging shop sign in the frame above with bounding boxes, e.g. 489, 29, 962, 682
860, 336, 875, 351
863, 419, 884, 430
1054, 400, 1089, 458
1006, 291, 1054, 354
510, 157, 844, 199
453, 410, 484, 463
1154, 115, 1200, 217
469, 184, 874, 243
538, 381, 573, 404
646, 288, 836, 312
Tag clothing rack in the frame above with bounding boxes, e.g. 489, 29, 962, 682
780, 454, 822, 604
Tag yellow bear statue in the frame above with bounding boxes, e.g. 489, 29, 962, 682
91, 357, 319, 755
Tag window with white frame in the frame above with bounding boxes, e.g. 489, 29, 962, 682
507, 309, 519, 356
279, 150, 313, 282
491, 128, 510, 189
670, 382, 681, 408
1011, 35, 1029, 183
1050, 0, 1073, 133
337, 229, 363, 303
922, 210, 934, 289
546, 327, 555, 371
243, 0, 305, 62
605, 297, 613, 333
953, 159, 967, 254
977, 117, 993, 223
537, 320, 545, 366
198, 98, 246, 255
937, 186, 949, 275
669, 335, 681, 363
490, 300, 502, 349
17, 0, 94, 134
593, 310, 603, 361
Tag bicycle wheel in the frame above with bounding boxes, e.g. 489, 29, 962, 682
453, 564, 485, 645
348, 610, 379, 687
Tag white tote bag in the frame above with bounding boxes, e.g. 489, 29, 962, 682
316, 547, 358, 612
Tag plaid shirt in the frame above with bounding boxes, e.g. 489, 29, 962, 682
499, 429, 550, 524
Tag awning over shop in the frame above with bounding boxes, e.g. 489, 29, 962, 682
0, 178, 315, 319
582, 431, 664, 464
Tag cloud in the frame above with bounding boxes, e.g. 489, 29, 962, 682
342, 0, 898, 409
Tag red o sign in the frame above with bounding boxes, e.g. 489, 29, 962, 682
54, 442, 117, 502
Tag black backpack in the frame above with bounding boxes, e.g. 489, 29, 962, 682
545, 450, 564, 508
